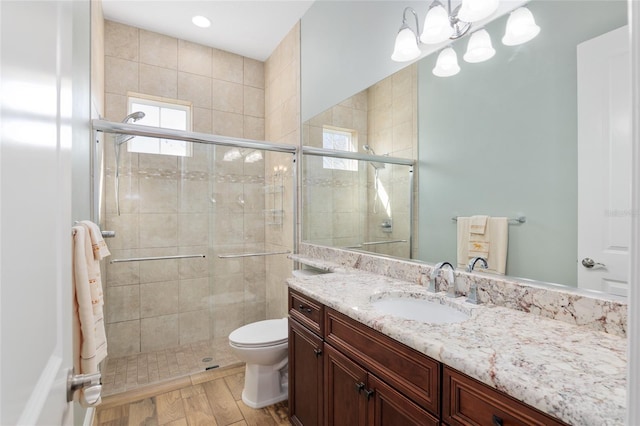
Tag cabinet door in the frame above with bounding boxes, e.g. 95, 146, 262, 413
289, 319, 324, 426
367, 374, 439, 426
325, 344, 368, 426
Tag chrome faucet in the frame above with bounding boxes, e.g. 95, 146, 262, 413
465, 257, 488, 304
429, 261, 455, 293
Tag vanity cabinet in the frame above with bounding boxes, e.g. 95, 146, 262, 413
289, 290, 324, 426
443, 367, 566, 426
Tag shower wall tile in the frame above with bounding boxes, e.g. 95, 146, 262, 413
107, 320, 141, 356
105, 174, 140, 215
192, 107, 213, 134
211, 48, 243, 84
106, 285, 140, 323
179, 310, 210, 344
140, 281, 179, 318
178, 72, 212, 109
105, 21, 139, 61
245, 301, 266, 324
105, 214, 139, 250
181, 144, 210, 173
179, 179, 210, 213
138, 247, 179, 283
141, 314, 179, 352
139, 63, 178, 99
211, 303, 244, 339
178, 245, 209, 280
138, 150, 178, 171
139, 29, 178, 69
244, 86, 265, 118
244, 116, 265, 141
179, 277, 209, 311
211, 80, 243, 114
178, 39, 212, 77
139, 177, 178, 213
105, 57, 139, 95
212, 110, 244, 138
106, 249, 141, 286
105, 93, 127, 123
244, 58, 265, 89
139, 213, 178, 248
178, 213, 209, 246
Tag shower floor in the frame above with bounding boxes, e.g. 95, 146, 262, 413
101, 336, 241, 397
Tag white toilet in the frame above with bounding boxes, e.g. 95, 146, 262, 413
228, 318, 289, 409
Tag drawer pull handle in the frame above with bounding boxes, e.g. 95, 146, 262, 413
298, 304, 312, 314
313, 348, 322, 357
492, 414, 503, 426
355, 382, 365, 393
364, 388, 375, 400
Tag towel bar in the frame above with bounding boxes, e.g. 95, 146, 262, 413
360, 239, 408, 246
110, 254, 205, 263
218, 250, 291, 259
452, 216, 526, 224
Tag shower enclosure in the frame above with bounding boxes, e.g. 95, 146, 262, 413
94, 120, 296, 396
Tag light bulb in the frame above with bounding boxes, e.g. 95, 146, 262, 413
432, 47, 460, 77
463, 29, 496, 63
391, 26, 421, 62
502, 7, 540, 46
420, 3, 453, 44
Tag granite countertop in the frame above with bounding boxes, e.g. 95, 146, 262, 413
287, 268, 627, 426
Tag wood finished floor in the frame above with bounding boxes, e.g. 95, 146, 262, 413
94, 365, 290, 426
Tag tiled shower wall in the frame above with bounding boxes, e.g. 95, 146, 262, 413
102, 20, 282, 356
302, 64, 417, 258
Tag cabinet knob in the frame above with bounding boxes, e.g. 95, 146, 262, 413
364, 388, 375, 400
313, 348, 322, 357
355, 382, 365, 393
492, 414, 504, 426
298, 304, 312, 314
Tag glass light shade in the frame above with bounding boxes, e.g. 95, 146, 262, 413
463, 29, 496, 63
457, 0, 499, 23
391, 26, 421, 62
432, 47, 460, 77
502, 7, 540, 46
191, 15, 211, 28
420, 4, 453, 44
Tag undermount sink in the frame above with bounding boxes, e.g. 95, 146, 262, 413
370, 296, 470, 324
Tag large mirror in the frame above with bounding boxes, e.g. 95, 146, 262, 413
301, 0, 629, 294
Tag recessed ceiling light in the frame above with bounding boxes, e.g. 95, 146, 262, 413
192, 15, 211, 28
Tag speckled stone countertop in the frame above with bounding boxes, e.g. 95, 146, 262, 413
287, 269, 627, 426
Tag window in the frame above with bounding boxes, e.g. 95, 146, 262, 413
127, 95, 192, 157
322, 126, 358, 171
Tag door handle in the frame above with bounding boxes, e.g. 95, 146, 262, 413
581, 258, 606, 269
67, 368, 102, 405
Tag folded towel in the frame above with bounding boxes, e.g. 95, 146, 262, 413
457, 217, 508, 274
72, 222, 110, 405
469, 215, 489, 234
80, 220, 111, 260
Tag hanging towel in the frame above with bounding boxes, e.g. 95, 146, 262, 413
72, 222, 110, 405
457, 217, 508, 274
469, 215, 489, 234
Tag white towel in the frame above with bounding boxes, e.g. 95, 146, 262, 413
72, 222, 110, 405
469, 215, 489, 234
457, 217, 508, 274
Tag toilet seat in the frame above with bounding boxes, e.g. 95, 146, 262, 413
229, 318, 288, 348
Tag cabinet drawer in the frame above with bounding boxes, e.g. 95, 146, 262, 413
325, 308, 440, 416
289, 289, 324, 336
443, 367, 567, 426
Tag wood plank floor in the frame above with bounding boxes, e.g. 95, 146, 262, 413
94, 365, 290, 426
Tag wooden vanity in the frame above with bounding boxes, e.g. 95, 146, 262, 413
288, 288, 567, 426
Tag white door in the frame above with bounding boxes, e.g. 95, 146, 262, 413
1, 1, 76, 424
577, 26, 631, 297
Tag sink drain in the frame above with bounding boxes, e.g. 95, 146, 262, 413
202, 357, 213, 363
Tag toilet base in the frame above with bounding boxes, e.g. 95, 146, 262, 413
241, 362, 288, 409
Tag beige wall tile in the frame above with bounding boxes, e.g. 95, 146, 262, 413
178, 246, 209, 280
211, 79, 243, 114
139, 247, 179, 284
211, 303, 244, 339
244, 86, 264, 118
179, 277, 209, 312
178, 213, 209, 246
105, 20, 139, 61
178, 39, 212, 77
192, 107, 213, 134
105, 213, 139, 250
243, 116, 265, 141
105, 57, 139, 95
139, 177, 178, 213
139, 63, 178, 99
179, 310, 210, 344
104, 93, 128, 122
179, 179, 210, 213
106, 249, 140, 286
139, 29, 178, 69
212, 110, 244, 138
243, 58, 264, 89
106, 285, 140, 323
141, 314, 179, 352
107, 320, 141, 356
140, 281, 179, 318
212, 48, 243, 84
178, 72, 212, 109
139, 213, 178, 248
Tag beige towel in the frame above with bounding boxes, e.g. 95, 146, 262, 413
457, 217, 508, 274
72, 222, 109, 383
469, 215, 489, 234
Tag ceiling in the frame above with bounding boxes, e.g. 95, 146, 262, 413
101, 0, 315, 62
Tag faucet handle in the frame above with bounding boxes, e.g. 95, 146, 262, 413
466, 282, 479, 304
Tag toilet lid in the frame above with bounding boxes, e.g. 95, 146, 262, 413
229, 318, 288, 347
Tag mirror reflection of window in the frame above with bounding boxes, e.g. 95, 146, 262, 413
322, 126, 357, 171
127, 95, 193, 157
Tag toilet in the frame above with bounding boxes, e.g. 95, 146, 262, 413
228, 318, 289, 409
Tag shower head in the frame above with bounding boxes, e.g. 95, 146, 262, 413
122, 111, 145, 123
362, 145, 386, 170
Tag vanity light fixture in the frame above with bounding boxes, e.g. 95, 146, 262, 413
192, 15, 211, 28
391, 1, 540, 77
